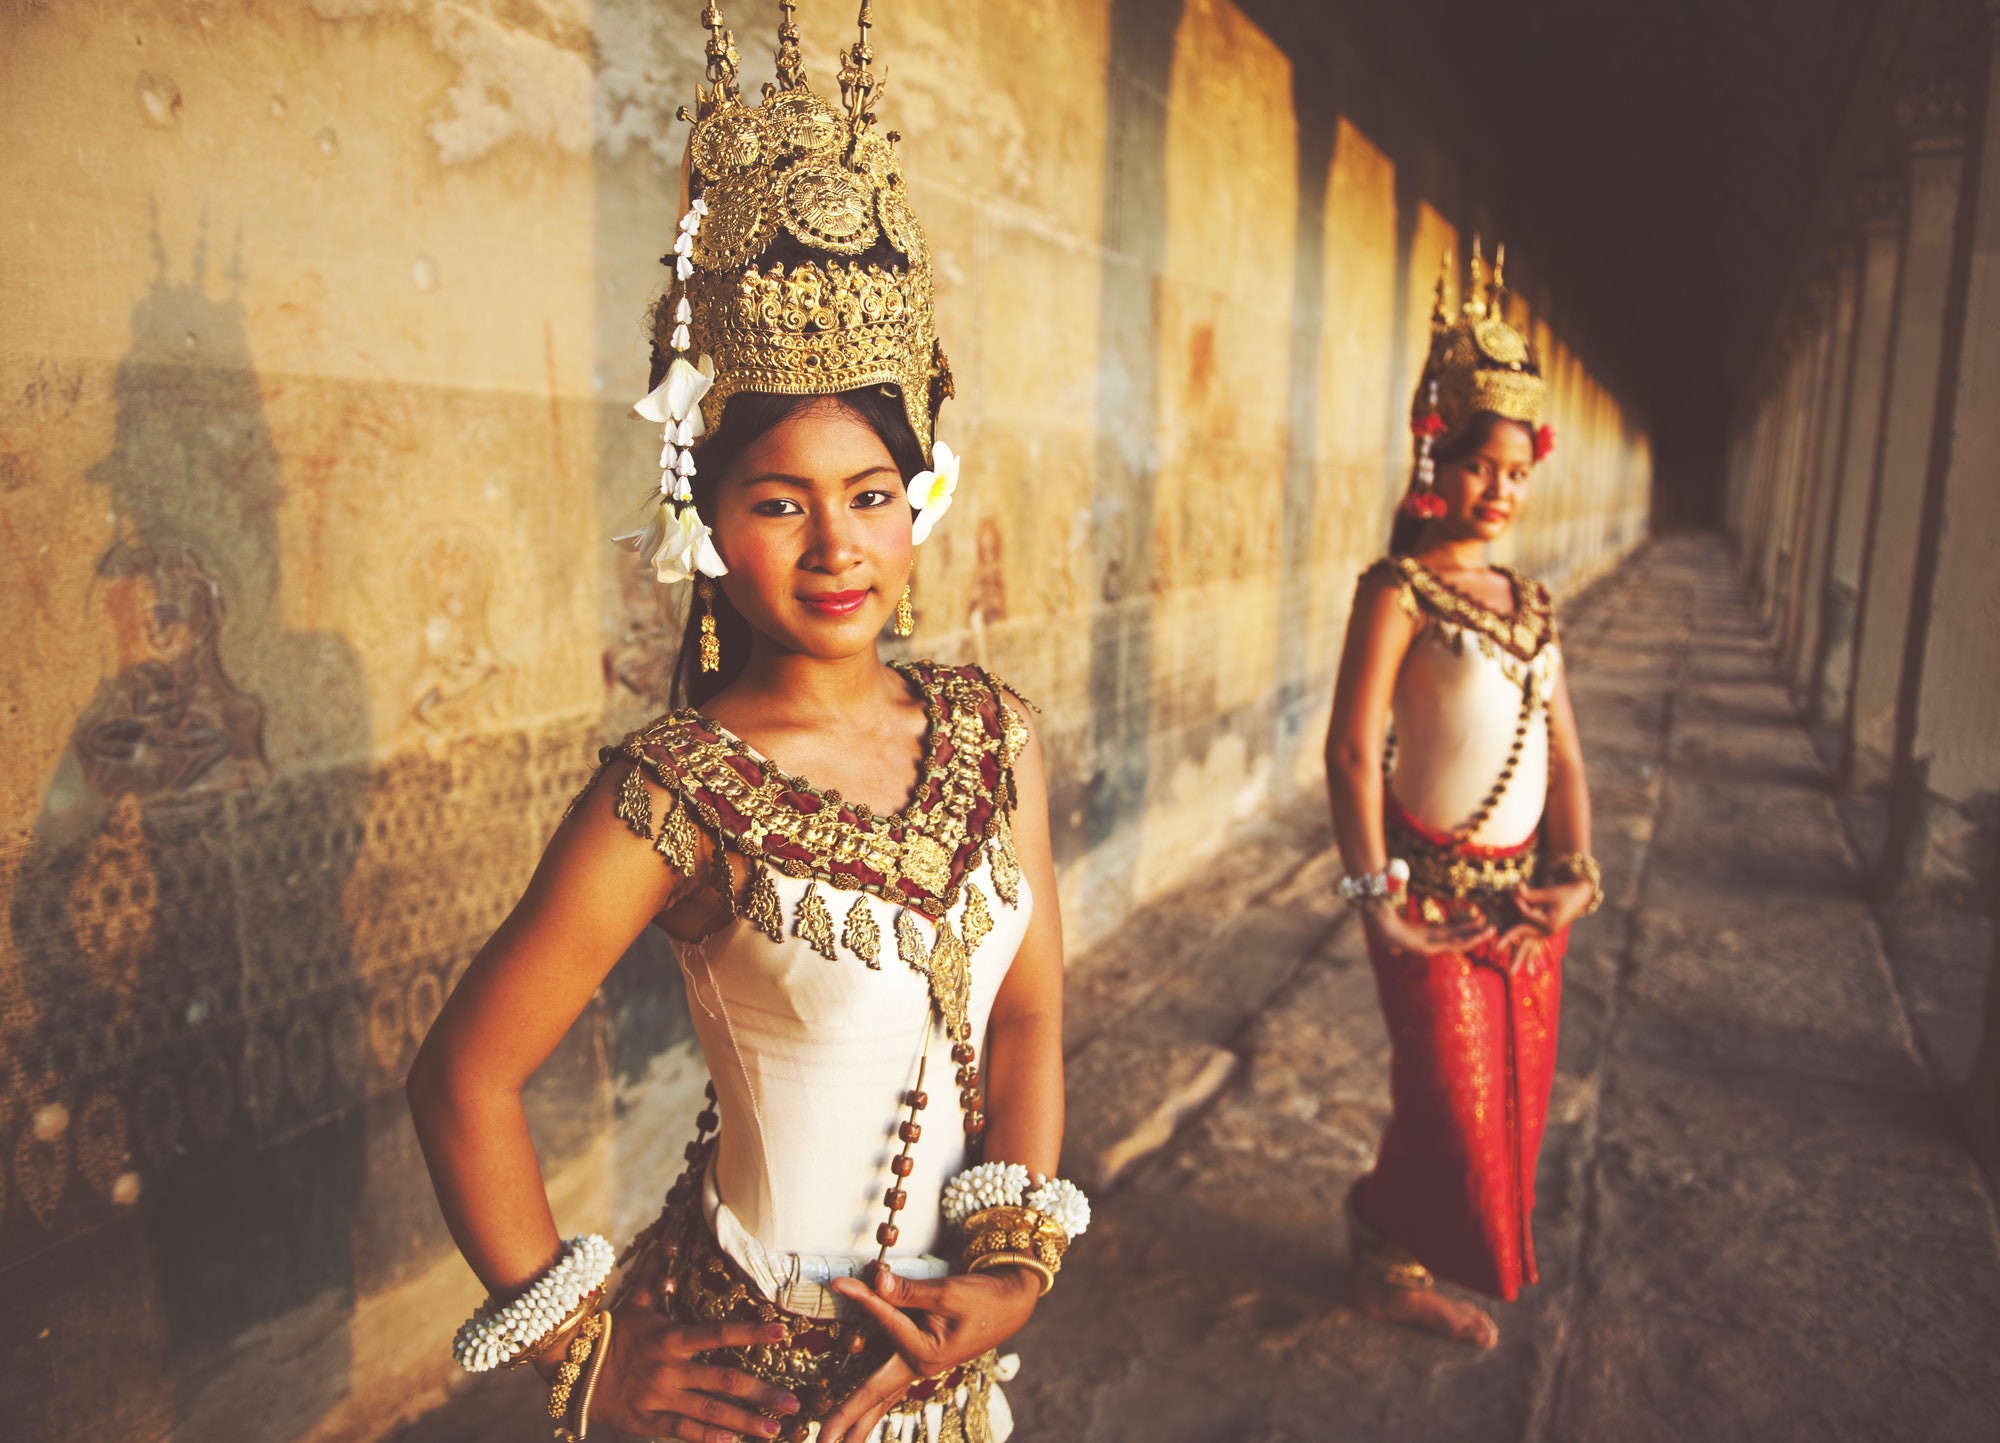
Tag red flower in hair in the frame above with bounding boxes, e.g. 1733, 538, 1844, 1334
1411, 413, 1449, 439
1533, 424, 1557, 462
1399, 491, 1447, 520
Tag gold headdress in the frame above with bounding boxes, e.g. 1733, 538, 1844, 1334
1411, 239, 1547, 450
668, 0, 948, 459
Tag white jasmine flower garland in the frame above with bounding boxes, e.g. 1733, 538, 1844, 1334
940, 1159, 1092, 1242
615, 199, 728, 586
451, 1232, 615, 1373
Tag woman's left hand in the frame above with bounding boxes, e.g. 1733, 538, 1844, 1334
818, 1265, 1039, 1443
1495, 879, 1595, 973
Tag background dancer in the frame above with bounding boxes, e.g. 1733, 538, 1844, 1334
1323, 246, 1602, 1348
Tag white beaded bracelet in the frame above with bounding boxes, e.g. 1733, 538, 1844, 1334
1335, 858, 1410, 907
452, 1233, 616, 1373
940, 1161, 1092, 1241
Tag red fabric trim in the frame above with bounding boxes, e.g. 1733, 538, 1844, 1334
1385, 794, 1537, 859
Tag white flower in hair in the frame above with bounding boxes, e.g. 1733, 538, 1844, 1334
617, 499, 727, 584
908, 440, 961, 545
634, 355, 714, 434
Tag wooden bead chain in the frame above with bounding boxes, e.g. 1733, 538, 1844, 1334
1381, 672, 1540, 844
953, 1030, 987, 1141
875, 1037, 929, 1261
872, 1013, 987, 1266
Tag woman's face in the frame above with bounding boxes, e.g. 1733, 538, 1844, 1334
1433, 420, 1535, 543
707, 401, 912, 659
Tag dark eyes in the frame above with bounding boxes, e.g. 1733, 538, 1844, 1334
750, 490, 899, 517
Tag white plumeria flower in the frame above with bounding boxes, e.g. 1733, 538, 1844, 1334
617, 500, 728, 584
908, 439, 960, 545
634, 355, 715, 431
675, 254, 694, 280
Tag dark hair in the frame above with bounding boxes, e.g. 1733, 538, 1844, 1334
1386, 411, 1537, 557
660, 383, 928, 708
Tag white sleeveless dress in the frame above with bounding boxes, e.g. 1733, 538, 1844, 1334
1381, 558, 1563, 850
608, 661, 1034, 1442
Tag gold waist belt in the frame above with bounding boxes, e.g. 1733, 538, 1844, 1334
628, 1162, 1003, 1440
1386, 809, 1540, 900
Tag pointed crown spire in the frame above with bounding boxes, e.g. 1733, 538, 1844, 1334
663, 0, 948, 462
773, 0, 806, 93
1411, 236, 1544, 449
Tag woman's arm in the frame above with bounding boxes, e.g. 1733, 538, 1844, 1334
973, 696, 1064, 1179
405, 759, 687, 1294
1536, 665, 1591, 857
1325, 573, 1494, 957
1509, 664, 1597, 953
406, 762, 800, 1440
1324, 571, 1417, 875
821, 699, 1064, 1443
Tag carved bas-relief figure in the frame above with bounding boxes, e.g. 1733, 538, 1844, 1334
73, 544, 271, 806
407, 530, 515, 739
0, 217, 373, 1438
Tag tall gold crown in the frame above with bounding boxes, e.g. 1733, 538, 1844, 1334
668, 1, 949, 460
1412, 238, 1545, 446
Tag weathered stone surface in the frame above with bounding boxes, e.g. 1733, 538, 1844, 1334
1063, 1037, 1240, 1191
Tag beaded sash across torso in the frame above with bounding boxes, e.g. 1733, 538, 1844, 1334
1369, 556, 1563, 886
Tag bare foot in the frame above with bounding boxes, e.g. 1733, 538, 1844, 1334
1353, 1270, 1499, 1348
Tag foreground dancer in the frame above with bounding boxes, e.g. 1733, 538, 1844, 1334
1323, 247, 1601, 1347
408, 7, 1080, 1439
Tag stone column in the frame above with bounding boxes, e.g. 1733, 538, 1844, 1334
1887, 10, 2000, 900
1841, 77, 1970, 791
1753, 341, 1806, 615
1740, 392, 1781, 592
1773, 305, 1838, 656
1811, 177, 1904, 727
1788, 250, 1860, 697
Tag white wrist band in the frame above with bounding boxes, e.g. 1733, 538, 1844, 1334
452, 1233, 616, 1373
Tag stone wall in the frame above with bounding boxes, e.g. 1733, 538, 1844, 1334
0, 3, 1650, 1440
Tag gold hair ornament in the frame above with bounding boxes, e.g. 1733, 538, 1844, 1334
671, 1, 953, 463
1408, 236, 1554, 464
619, 2, 965, 595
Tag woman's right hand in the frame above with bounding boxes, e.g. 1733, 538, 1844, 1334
1359, 902, 1495, 960
582, 1303, 802, 1443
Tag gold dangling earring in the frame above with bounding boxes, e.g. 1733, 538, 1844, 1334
697, 578, 720, 673
893, 581, 915, 638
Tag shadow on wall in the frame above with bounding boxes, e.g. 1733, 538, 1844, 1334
0, 211, 374, 1439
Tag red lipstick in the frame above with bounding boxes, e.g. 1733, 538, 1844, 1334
800, 588, 869, 617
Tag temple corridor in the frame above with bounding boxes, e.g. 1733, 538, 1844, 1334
7, 3, 2000, 1438
1011, 534, 2000, 1441
387, 542, 2000, 1442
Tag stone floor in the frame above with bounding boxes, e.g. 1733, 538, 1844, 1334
396, 535, 2000, 1442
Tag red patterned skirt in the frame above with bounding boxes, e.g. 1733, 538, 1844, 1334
1357, 807, 1566, 1300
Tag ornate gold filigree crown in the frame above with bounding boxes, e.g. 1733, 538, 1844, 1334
1412, 239, 1546, 447
667, 0, 949, 460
